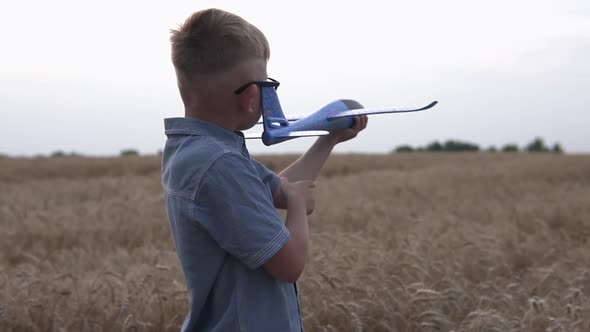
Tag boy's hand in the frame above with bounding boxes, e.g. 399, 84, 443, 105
280, 177, 315, 215
325, 115, 368, 144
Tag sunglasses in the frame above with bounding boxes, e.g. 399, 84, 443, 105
234, 77, 280, 95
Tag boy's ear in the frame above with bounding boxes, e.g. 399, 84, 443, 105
236, 84, 259, 114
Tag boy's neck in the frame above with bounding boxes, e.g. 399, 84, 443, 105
185, 106, 241, 132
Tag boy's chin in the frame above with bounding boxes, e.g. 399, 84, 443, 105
236, 122, 257, 132
237, 117, 261, 131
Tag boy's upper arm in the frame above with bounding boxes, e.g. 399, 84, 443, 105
193, 153, 289, 270
263, 238, 305, 283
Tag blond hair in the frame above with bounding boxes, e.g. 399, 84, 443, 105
170, 8, 270, 78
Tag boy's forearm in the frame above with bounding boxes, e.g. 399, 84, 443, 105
272, 136, 336, 210
278, 116, 367, 185
278, 135, 338, 183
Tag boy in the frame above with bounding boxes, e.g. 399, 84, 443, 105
162, 8, 367, 332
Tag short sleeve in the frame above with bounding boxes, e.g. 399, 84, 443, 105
193, 153, 289, 270
249, 158, 280, 195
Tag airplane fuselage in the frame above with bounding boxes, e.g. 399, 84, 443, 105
262, 99, 359, 146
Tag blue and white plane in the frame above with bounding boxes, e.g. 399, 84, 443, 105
240, 80, 437, 146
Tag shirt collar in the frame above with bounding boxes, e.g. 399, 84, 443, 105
164, 117, 245, 151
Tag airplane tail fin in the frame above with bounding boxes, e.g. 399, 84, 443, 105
260, 87, 294, 145
261, 87, 287, 126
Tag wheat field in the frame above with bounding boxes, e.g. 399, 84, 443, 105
1, 153, 589, 331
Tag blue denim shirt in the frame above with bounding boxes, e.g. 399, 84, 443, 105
162, 117, 303, 332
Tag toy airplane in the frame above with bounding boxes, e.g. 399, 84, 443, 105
245, 85, 437, 146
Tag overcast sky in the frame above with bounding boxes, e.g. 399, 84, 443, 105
1, 0, 589, 156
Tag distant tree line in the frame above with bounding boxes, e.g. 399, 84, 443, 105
47, 149, 142, 157
2, 138, 566, 158
120, 149, 140, 157
49, 150, 83, 157
394, 138, 563, 153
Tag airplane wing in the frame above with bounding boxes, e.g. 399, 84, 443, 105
256, 114, 306, 125
276, 130, 330, 137
327, 101, 438, 121
244, 130, 329, 139
244, 132, 264, 139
